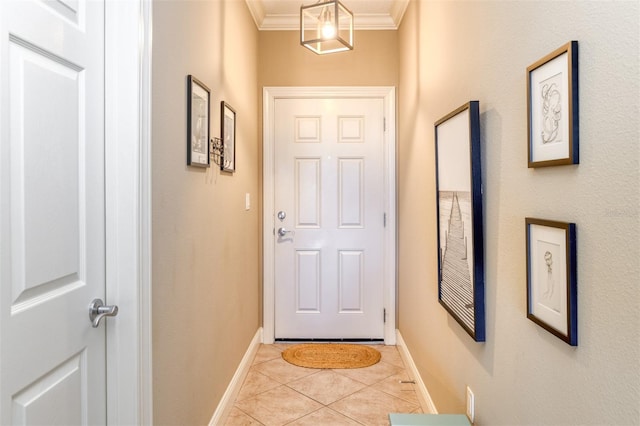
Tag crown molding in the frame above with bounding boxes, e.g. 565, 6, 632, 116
389, 0, 410, 27
245, 0, 266, 29
245, 0, 409, 31
258, 13, 299, 31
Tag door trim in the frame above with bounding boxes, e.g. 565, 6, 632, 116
105, 1, 153, 424
262, 86, 397, 344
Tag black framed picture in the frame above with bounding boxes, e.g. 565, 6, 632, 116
435, 101, 485, 342
221, 101, 236, 172
527, 41, 579, 168
187, 75, 210, 167
526, 218, 577, 346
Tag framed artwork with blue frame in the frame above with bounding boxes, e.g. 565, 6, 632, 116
435, 101, 485, 342
526, 218, 577, 346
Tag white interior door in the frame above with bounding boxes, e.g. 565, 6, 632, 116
274, 96, 386, 339
0, 0, 107, 424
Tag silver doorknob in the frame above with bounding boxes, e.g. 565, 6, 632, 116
277, 227, 294, 237
277, 211, 286, 221
89, 299, 119, 328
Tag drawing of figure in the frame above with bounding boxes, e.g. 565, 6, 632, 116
541, 82, 561, 144
192, 95, 207, 154
543, 251, 554, 299
224, 115, 234, 148
540, 249, 562, 313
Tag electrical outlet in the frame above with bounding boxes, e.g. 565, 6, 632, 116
466, 386, 475, 424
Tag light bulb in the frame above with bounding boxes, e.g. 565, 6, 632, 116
322, 21, 336, 38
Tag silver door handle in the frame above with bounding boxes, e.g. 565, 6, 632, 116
277, 227, 295, 237
89, 298, 119, 328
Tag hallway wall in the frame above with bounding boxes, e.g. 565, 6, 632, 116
259, 30, 399, 87
397, 1, 639, 424
151, 1, 260, 424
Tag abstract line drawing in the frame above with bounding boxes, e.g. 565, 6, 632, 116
541, 82, 561, 144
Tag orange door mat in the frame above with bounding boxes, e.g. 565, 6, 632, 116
282, 343, 381, 369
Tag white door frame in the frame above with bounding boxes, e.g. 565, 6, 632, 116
263, 86, 397, 345
105, 1, 153, 424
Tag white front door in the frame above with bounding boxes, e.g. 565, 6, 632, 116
0, 0, 107, 423
273, 96, 387, 339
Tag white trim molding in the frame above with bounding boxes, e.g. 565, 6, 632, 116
245, 0, 410, 31
395, 330, 438, 414
138, 1, 154, 423
209, 329, 263, 425
105, 0, 153, 424
262, 86, 397, 345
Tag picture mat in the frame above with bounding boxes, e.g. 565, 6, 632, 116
528, 223, 568, 334
189, 79, 209, 166
222, 103, 235, 171
530, 52, 570, 162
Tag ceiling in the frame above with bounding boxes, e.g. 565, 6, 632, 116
245, 0, 410, 30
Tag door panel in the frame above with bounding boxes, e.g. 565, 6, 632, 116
295, 158, 321, 227
296, 250, 321, 312
11, 352, 86, 426
338, 250, 364, 312
338, 158, 364, 227
10, 37, 82, 310
274, 97, 385, 339
1, 0, 106, 423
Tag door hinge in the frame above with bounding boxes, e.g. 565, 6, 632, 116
383, 117, 386, 132
383, 213, 387, 227
383, 308, 387, 323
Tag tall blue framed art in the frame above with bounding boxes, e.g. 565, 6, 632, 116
435, 101, 485, 342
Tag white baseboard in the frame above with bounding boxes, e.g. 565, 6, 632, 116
209, 328, 263, 425
395, 330, 438, 414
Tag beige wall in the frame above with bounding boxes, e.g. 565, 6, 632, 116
151, 1, 260, 424
398, 1, 639, 424
259, 30, 398, 87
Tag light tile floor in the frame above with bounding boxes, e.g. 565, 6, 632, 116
223, 344, 423, 426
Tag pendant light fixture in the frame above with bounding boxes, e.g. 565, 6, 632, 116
300, 0, 354, 55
